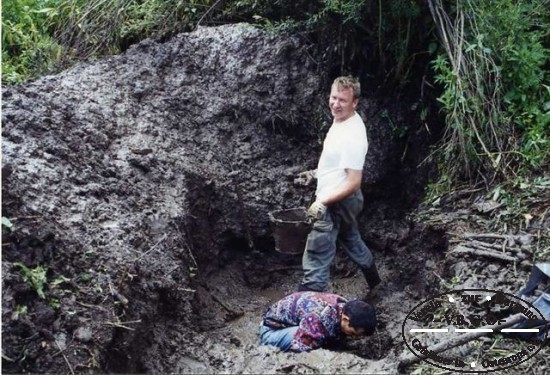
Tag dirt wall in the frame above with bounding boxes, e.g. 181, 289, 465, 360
1, 23, 434, 373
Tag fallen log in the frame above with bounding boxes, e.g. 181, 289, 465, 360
464, 239, 530, 255
398, 313, 525, 369
463, 233, 513, 241
463, 233, 534, 246
451, 245, 527, 262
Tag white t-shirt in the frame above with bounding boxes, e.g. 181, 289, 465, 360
315, 112, 368, 201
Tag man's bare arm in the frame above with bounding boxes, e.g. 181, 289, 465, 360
319, 169, 362, 206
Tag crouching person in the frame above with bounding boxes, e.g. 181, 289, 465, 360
259, 291, 376, 352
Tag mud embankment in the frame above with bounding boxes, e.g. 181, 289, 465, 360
2, 23, 443, 373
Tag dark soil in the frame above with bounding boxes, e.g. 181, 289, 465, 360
2, 24, 547, 374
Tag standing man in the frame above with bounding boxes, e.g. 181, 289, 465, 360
296, 76, 381, 294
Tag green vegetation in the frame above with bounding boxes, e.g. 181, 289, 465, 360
2, 216, 14, 231
430, 0, 549, 185
14, 262, 72, 307
2, 0, 548, 191
489, 175, 550, 234
14, 304, 28, 319
2, 1, 433, 86
2, 0, 216, 84
2, 0, 63, 84
15, 263, 48, 299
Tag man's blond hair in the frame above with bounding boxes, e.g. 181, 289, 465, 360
333, 76, 360, 99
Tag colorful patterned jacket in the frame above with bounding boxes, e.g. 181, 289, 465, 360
262, 291, 347, 352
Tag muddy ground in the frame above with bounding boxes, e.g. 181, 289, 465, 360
2, 24, 548, 374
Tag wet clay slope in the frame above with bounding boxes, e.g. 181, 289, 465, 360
1, 23, 409, 374
2, 24, 325, 263
1, 24, 321, 373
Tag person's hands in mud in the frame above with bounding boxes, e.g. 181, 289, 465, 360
294, 169, 316, 186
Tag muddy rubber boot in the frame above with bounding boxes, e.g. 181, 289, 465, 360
362, 264, 381, 297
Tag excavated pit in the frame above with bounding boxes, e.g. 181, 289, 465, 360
95, 195, 450, 373
2, 23, 448, 374
104, 195, 449, 373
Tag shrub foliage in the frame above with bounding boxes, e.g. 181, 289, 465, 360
429, 0, 549, 183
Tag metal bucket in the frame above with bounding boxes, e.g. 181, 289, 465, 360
268, 207, 311, 255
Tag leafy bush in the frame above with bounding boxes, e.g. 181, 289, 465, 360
2, 0, 64, 84
50, 0, 215, 57
429, 0, 549, 184
2, 0, 216, 84
475, 0, 549, 169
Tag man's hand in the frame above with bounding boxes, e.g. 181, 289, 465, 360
307, 201, 327, 221
294, 170, 316, 187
